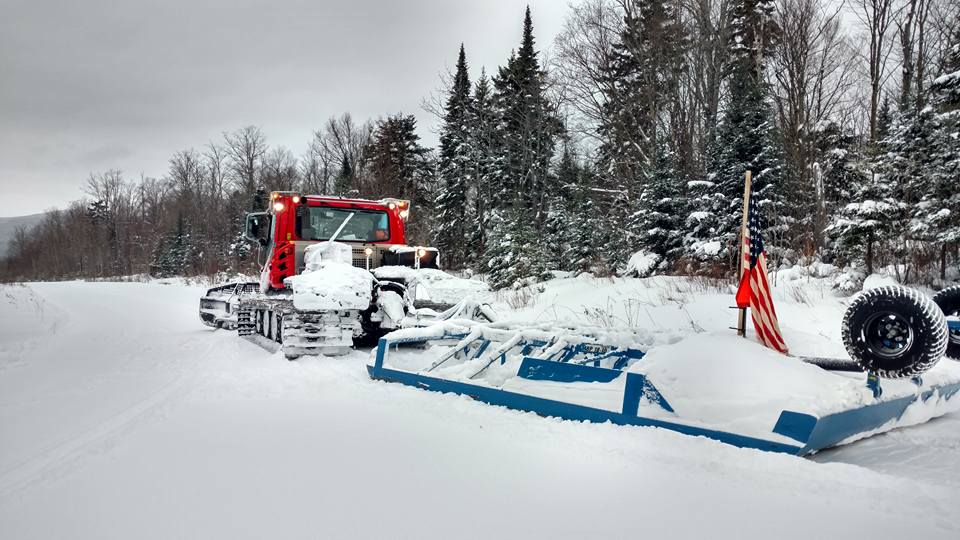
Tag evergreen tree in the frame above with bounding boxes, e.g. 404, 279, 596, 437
484, 206, 551, 289
926, 26, 960, 277
467, 70, 498, 265
876, 96, 893, 145
693, 0, 785, 271
597, 0, 685, 189
433, 45, 475, 269
633, 148, 686, 264
368, 114, 434, 242
565, 187, 602, 274
151, 214, 191, 277
814, 122, 864, 260
541, 148, 581, 272
484, 7, 564, 287
828, 170, 903, 274
491, 7, 564, 212
335, 154, 353, 195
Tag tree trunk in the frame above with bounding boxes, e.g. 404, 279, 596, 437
942, 244, 948, 280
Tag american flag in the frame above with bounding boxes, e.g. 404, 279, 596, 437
735, 186, 788, 354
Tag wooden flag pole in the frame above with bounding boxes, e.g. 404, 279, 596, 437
737, 170, 753, 337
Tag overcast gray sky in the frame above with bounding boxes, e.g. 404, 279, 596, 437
0, 0, 569, 217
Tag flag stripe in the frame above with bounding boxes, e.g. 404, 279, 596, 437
752, 259, 786, 349
738, 183, 788, 354
749, 273, 786, 352
757, 254, 787, 350
752, 265, 787, 351
751, 271, 784, 349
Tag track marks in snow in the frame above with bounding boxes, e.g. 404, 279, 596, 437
0, 372, 192, 503
0, 282, 224, 505
0, 331, 232, 505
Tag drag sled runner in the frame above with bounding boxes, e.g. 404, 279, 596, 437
368, 285, 960, 455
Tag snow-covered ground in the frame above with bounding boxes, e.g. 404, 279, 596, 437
1, 275, 959, 539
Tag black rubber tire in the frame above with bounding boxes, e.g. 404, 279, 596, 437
933, 285, 960, 360
842, 285, 948, 378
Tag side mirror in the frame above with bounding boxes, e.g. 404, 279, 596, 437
245, 212, 271, 246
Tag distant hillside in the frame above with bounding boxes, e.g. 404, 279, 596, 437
0, 213, 46, 257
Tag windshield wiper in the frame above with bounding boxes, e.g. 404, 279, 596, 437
328, 212, 355, 242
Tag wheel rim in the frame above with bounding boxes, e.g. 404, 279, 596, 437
862, 311, 915, 360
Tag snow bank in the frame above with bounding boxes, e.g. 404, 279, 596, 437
862, 274, 899, 291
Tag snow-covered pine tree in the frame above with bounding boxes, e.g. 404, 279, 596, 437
682, 175, 721, 270
813, 122, 864, 261
151, 214, 191, 277
828, 169, 904, 275
867, 23, 960, 281
433, 45, 474, 269
597, 0, 685, 188
540, 147, 581, 272
484, 7, 563, 288
552, 149, 599, 274
633, 147, 686, 266
491, 7, 564, 214
466, 70, 498, 267
875, 96, 893, 146
367, 114, 434, 243
594, 0, 686, 271
928, 24, 960, 277
694, 0, 785, 271
881, 106, 941, 274
334, 154, 353, 196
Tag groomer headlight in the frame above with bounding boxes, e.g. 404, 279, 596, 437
273, 202, 285, 212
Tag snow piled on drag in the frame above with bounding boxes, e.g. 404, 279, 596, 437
0, 275, 959, 539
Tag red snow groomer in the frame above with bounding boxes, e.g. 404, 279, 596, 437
199, 192, 493, 358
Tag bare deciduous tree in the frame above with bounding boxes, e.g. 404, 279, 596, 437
224, 125, 268, 193
680, 0, 735, 171
847, 0, 899, 142
552, 0, 624, 145
308, 113, 373, 195
771, 0, 859, 250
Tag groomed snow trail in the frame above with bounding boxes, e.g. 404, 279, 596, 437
0, 281, 958, 539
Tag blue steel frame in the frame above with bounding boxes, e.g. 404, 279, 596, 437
367, 330, 960, 456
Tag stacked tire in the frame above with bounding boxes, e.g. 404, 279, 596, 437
842, 286, 949, 378
933, 286, 960, 361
